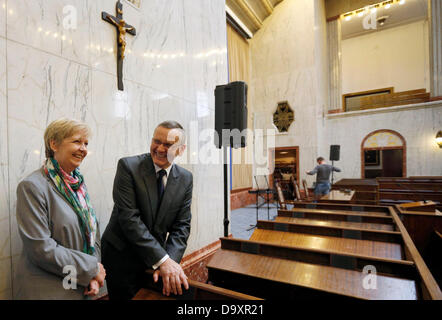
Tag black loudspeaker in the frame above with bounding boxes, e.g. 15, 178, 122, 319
330, 145, 340, 161
214, 81, 248, 149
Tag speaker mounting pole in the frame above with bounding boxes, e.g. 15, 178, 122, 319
329, 145, 340, 187
214, 81, 248, 238
223, 145, 229, 237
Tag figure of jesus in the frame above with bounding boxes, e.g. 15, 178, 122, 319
107, 17, 134, 60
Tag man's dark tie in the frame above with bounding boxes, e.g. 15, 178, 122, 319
157, 169, 167, 201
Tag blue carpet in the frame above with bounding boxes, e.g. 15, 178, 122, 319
230, 202, 279, 239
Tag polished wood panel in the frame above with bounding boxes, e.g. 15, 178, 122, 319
133, 289, 174, 300
279, 208, 393, 224
379, 192, 442, 202
265, 218, 401, 243
220, 237, 415, 279
399, 201, 437, 212
388, 207, 442, 300
380, 183, 442, 192
249, 229, 403, 260
133, 269, 262, 300
333, 179, 378, 204
207, 201, 441, 300
275, 216, 394, 231
289, 207, 389, 216
207, 249, 418, 300
377, 177, 442, 210
394, 205, 442, 273
320, 190, 355, 202
291, 201, 391, 213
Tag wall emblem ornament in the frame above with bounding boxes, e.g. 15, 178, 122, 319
273, 101, 294, 133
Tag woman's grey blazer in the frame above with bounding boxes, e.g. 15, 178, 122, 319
14, 167, 102, 300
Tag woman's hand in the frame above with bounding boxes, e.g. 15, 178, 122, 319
94, 262, 106, 287
84, 279, 100, 296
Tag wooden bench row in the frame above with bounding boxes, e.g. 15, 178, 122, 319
376, 177, 442, 209
206, 203, 442, 300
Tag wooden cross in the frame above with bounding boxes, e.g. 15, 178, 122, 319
102, 0, 136, 91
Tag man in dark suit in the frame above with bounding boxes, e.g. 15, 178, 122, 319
102, 121, 192, 300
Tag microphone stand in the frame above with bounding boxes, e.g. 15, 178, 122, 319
264, 175, 271, 220
247, 176, 260, 231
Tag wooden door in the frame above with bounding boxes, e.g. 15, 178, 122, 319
382, 149, 403, 177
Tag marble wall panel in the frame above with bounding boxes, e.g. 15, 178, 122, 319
249, 0, 327, 186
0, 36, 11, 299
90, 0, 187, 100
0, 37, 7, 222
182, 0, 228, 107
0, 0, 5, 38
88, 0, 136, 77
0, 257, 12, 299
89, 0, 228, 106
7, 40, 92, 264
7, 0, 91, 65
251, 0, 316, 80
325, 104, 442, 179
185, 109, 224, 253
86, 70, 206, 232
7, 40, 91, 200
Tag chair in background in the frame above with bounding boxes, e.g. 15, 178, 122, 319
274, 180, 287, 210
302, 179, 314, 201
290, 176, 302, 201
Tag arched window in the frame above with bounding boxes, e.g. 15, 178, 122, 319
361, 130, 406, 178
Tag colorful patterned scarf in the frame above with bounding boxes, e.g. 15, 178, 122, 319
44, 157, 97, 255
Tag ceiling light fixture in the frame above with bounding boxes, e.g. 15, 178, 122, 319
343, 12, 353, 21
384, 0, 393, 9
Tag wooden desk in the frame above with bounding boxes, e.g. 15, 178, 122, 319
333, 179, 378, 204
320, 190, 355, 202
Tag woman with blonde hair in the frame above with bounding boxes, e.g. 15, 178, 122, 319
14, 118, 106, 299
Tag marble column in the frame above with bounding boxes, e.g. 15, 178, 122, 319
327, 18, 342, 111
429, 0, 442, 97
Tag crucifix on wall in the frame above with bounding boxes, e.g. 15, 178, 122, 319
102, 0, 136, 91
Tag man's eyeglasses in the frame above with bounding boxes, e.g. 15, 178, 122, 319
152, 139, 174, 149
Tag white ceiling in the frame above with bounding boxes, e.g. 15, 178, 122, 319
227, 0, 428, 40
341, 0, 428, 39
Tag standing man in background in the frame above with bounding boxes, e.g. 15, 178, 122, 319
306, 157, 341, 198
102, 120, 192, 300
